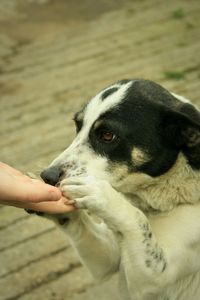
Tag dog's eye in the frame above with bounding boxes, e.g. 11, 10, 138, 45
100, 131, 116, 143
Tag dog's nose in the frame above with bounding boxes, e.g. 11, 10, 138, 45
40, 167, 62, 186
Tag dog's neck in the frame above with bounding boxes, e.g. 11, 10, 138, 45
133, 153, 200, 212
114, 153, 200, 213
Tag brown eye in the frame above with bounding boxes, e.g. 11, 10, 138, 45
100, 131, 116, 143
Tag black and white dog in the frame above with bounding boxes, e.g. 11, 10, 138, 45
38, 79, 200, 300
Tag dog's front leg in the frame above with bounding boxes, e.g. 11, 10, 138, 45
61, 176, 200, 300
59, 209, 120, 280
62, 177, 163, 299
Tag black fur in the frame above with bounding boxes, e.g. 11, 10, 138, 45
89, 80, 200, 176
101, 87, 119, 100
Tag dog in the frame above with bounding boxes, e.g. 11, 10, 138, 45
30, 79, 200, 300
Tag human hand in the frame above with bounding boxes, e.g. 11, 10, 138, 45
0, 162, 76, 214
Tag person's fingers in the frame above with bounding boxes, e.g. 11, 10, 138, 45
0, 162, 74, 211
0, 196, 76, 213
17, 179, 63, 203
23, 196, 77, 214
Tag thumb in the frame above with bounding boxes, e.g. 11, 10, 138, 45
18, 179, 62, 203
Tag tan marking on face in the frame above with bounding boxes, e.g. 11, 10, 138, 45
131, 148, 150, 167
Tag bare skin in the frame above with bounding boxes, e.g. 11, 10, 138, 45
0, 162, 76, 214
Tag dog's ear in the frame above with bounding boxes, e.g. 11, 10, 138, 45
162, 103, 200, 150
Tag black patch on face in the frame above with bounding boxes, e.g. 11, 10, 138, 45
89, 117, 133, 168
101, 87, 119, 100
89, 80, 178, 176
88, 79, 200, 176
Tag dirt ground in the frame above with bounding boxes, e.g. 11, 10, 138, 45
0, 0, 200, 299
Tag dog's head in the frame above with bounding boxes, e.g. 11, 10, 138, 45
41, 79, 200, 211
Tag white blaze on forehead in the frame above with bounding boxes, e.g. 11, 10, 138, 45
83, 81, 133, 132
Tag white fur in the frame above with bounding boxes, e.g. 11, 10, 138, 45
48, 88, 200, 300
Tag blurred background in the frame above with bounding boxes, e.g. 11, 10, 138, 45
0, 0, 199, 299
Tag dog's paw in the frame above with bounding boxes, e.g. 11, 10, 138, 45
60, 176, 111, 211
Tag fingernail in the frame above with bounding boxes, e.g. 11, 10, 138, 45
64, 200, 70, 205
67, 200, 75, 205
64, 199, 75, 205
